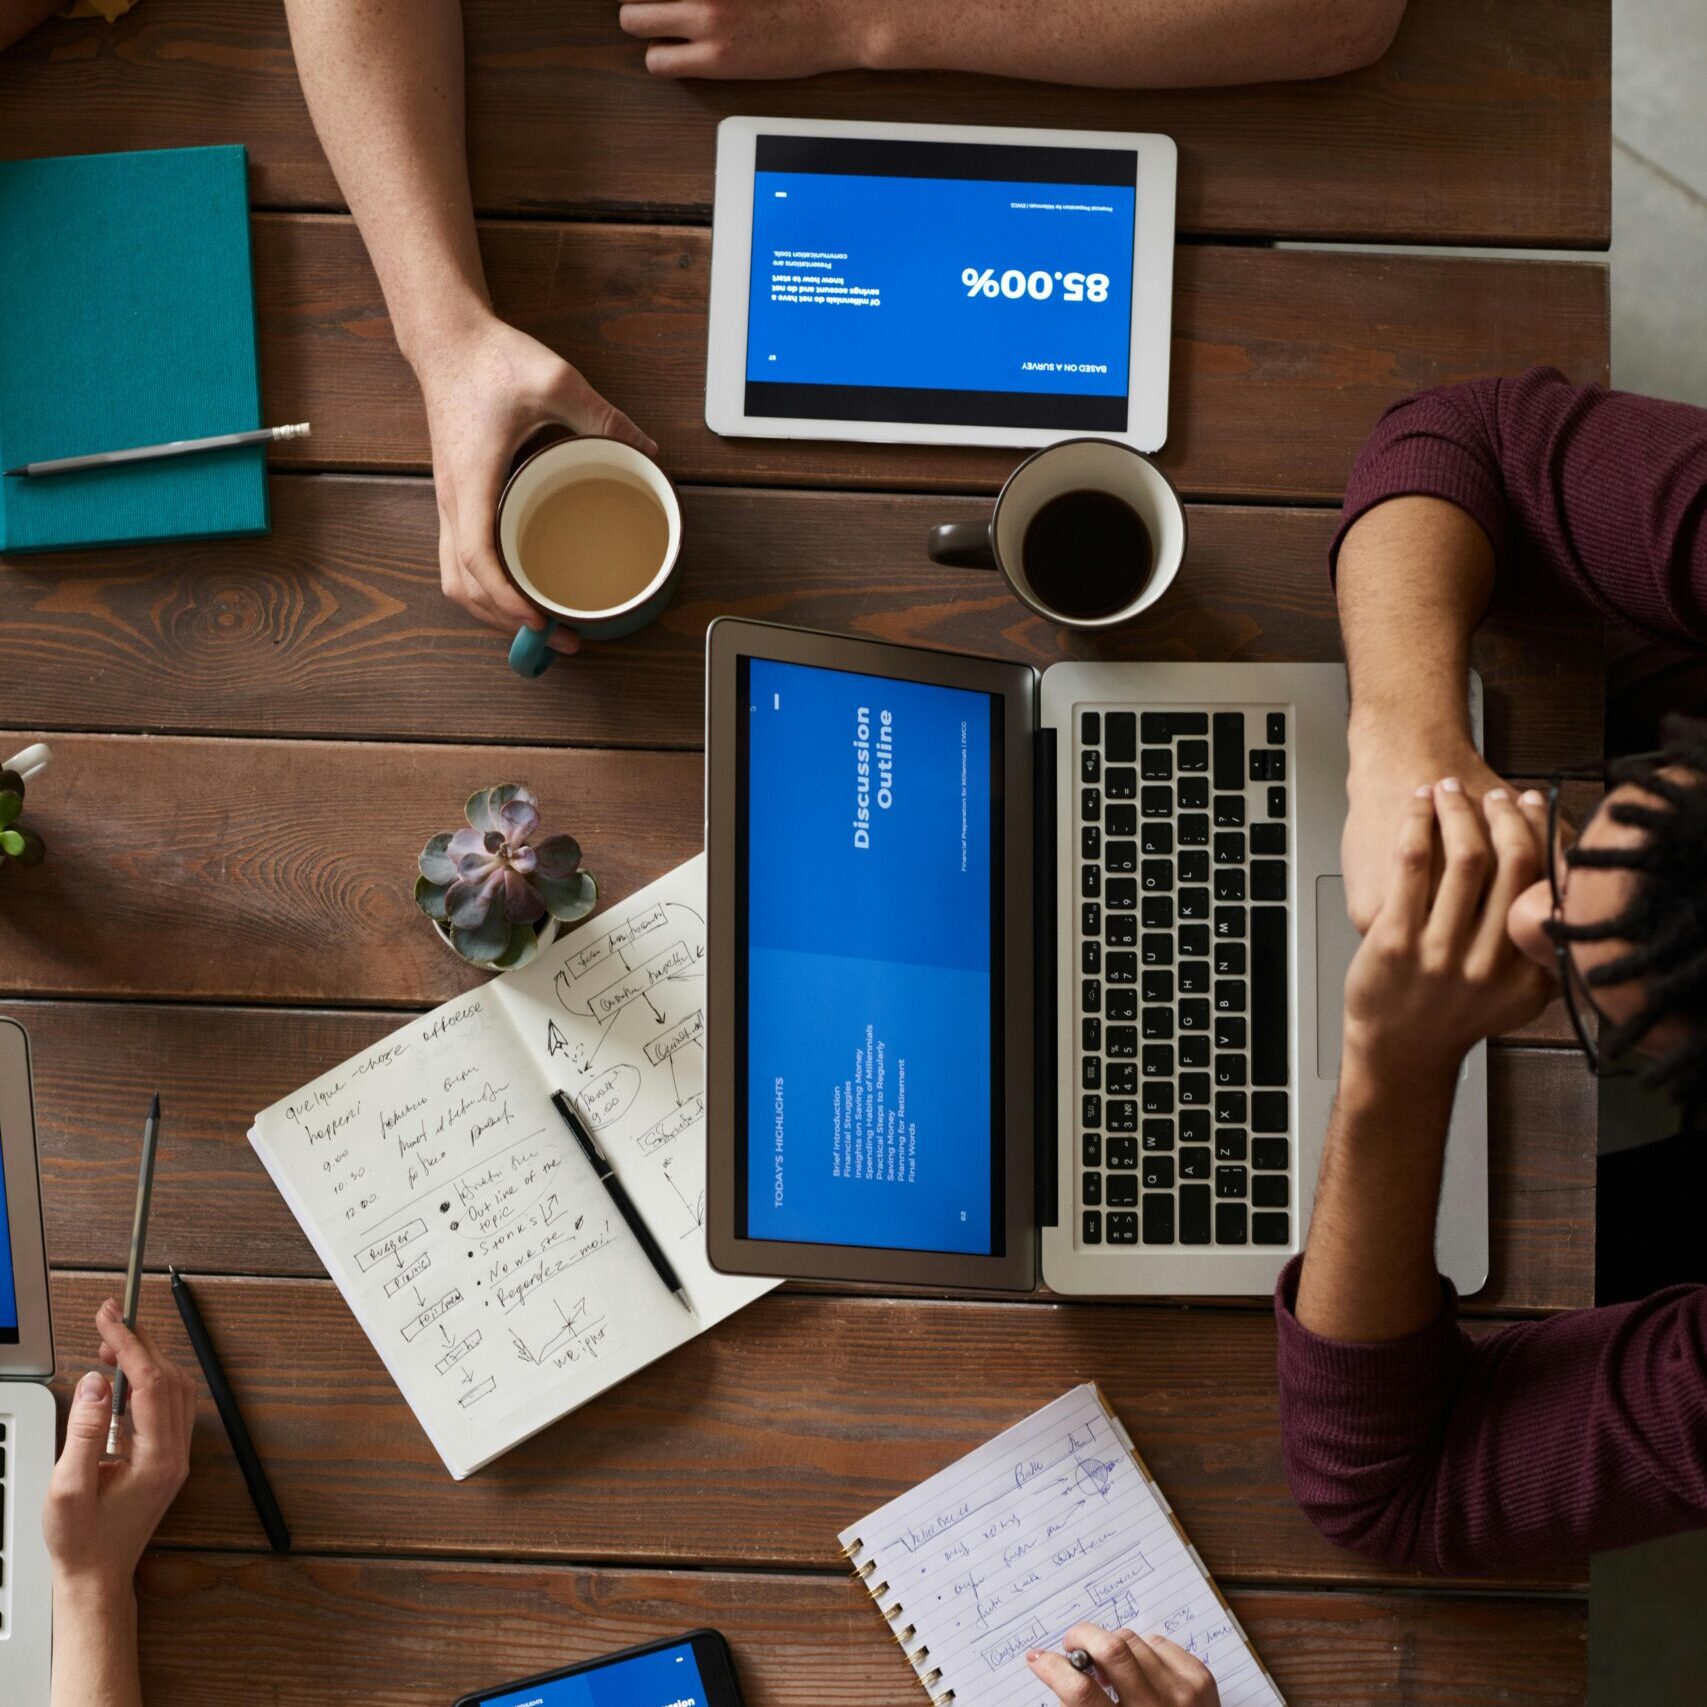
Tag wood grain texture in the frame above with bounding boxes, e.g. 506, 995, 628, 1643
244, 215, 1608, 502
11, 999, 1591, 1314
46, 1272, 1586, 1593
0, 477, 1603, 775
0, 0, 1610, 247
132, 1551, 1587, 1707
0, 732, 1596, 1046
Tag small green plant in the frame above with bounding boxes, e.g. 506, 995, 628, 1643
0, 766, 44, 869
415, 784, 596, 970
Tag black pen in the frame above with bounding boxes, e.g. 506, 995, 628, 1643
171, 1266, 292, 1552
550, 1090, 692, 1314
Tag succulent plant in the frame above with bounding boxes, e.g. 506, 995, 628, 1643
415, 784, 596, 970
0, 767, 44, 870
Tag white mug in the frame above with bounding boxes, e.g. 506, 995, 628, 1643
4, 743, 50, 784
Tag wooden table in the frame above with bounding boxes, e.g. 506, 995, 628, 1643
0, 4, 1609, 1702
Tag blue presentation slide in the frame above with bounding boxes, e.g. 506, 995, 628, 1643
0, 1140, 17, 1333
744, 658, 997, 1255
482, 1642, 709, 1707
746, 171, 1135, 397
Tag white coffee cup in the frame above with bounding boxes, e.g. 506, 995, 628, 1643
3, 743, 50, 784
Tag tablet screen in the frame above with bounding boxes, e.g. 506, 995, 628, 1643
480, 1640, 708, 1707
743, 134, 1137, 432
0, 1118, 17, 1343
736, 656, 1004, 1255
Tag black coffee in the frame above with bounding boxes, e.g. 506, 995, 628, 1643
1021, 489, 1153, 620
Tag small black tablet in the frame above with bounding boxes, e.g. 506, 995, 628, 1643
453, 1631, 743, 1707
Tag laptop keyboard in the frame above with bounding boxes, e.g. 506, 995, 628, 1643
1075, 707, 1292, 1251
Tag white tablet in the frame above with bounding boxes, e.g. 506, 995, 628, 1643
706, 117, 1177, 453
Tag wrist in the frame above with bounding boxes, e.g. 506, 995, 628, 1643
1339, 1031, 1464, 1111
1346, 711, 1478, 791
854, 0, 927, 70
395, 288, 496, 379
54, 1571, 138, 1622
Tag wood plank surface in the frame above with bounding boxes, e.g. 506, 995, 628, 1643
0, 0, 1610, 248
0, 732, 1594, 1048
45, 1272, 1585, 1593
132, 1552, 1587, 1707
12, 999, 1591, 1314
1, 478, 1603, 774
246, 215, 1608, 501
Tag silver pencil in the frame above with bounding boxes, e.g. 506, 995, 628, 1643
5, 422, 310, 478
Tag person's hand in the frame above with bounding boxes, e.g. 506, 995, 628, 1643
618, 0, 893, 79
42, 1301, 195, 1602
1343, 780, 1555, 1082
412, 315, 656, 654
1341, 726, 1510, 935
1027, 1624, 1221, 1705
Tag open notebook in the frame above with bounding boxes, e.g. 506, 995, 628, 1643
250, 855, 775, 1478
839, 1384, 1284, 1707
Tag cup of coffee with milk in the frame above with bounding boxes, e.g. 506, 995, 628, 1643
498, 438, 683, 677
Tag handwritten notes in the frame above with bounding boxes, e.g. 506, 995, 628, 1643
249, 855, 775, 1479
839, 1385, 1284, 1707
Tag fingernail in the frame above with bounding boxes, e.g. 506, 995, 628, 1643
1414, 784, 1433, 798
98, 1297, 118, 1318
1521, 789, 1545, 806
1486, 787, 1508, 802
78, 1370, 106, 1399
1025, 1651, 1042, 1664
1440, 777, 1464, 793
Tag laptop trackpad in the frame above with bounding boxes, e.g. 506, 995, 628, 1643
1314, 876, 1359, 1080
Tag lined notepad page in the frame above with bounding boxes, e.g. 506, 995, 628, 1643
839, 1385, 1283, 1707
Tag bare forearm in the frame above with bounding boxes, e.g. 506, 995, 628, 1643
51, 1582, 143, 1707
282, 0, 489, 363
1294, 1050, 1457, 1341
872, 0, 1406, 87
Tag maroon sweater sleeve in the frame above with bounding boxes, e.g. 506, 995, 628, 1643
1273, 1257, 1707, 1572
1329, 366, 1707, 647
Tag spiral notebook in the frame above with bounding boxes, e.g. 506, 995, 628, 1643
838, 1384, 1284, 1707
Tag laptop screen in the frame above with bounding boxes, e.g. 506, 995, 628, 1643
735, 655, 1005, 1256
0, 1115, 18, 1341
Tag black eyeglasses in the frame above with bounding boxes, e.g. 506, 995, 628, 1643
1545, 754, 1664, 1078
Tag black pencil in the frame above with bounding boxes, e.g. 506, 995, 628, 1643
171, 1265, 291, 1552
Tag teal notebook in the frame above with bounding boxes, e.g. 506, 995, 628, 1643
0, 145, 268, 553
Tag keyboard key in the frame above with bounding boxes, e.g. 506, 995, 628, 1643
1142, 1082, 1175, 1115
1107, 841, 1138, 875
1142, 1118, 1175, 1151
1180, 1108, 1210, 1144
1178, 738, 1209, 772
1180, 1146, 1212, 1181
1214, 869, 1246, 902
1214, 942, 1246, 976
1107, 802, 1138, 836
1107, 914, 1137, 947
1252, 906, 1289, 1087
1109, 950, 1139, 981
1251, 822, 1286, 856
1142, 1044, 1174, 1078
1142, 969, 1174, 1003
1082, 711, 1101, 745
1082, 1016, 1101, 1053
1253, 1174, 1290, 1208
1216, 1165, 1248, 1199
1216, 1092, 1248, 1125
1106, 988, 1137, 1020
1267, 750, 1286, 781
1179, 887, 1209, 921
1181, 1184, 1212, 1244
1108, 1100, 1138, 1133
1215, 1128, 1248, 1161
1141, 858, 1173, 892
1249, 749, 1273, 781
1179, 849, 1209, 884
1141, 1006, 1172, 1040
1140, 785, 1172, 818
1267, 785, 1287, 819
1213, 794, 1246, 828
1178, 777, 1209, 810
1108, 1062, 1137, 1095
1082, 941, 1102, 976
1083, 1209, 1103, 1244
1082, 1056, 1102, 1090
1253, 1091, 1290, 1133
1179, 813, 1209, 846
1081, 749, 1101, 783
1107, 767, 1138, 799
1108, 1173, 1139, 1207
1212, 711, 1245, 790
1216, 1054, 1247, 1087
1082, 1170, 1102, 1206
1266, 712, 1286, 745
1081, 901, 1101, 936
1082, 1129, 1102, 1163
1213, 831, 1245, 865
1253, 1211, 1291, 1246
1107, 1211, 1138, 1244
1081, 864, 1102, 899
1142, 1155, 1174, 1191
1143, 1192, 1176, 1244
1107, 1024, 1137, 1058
1253, 1137, 1290, 1171
1215, 1202, 1248, 1244
1179, 999, 1210, 1032
1178, 1072, 1211, 1106
1214, 979, 1246, 1013
1107, 877, 1137, 909
1214, 906, 1247, 940
1142, 711, 1208, 741
1138, 936, 1171, 967
1141, 896, 1174, 930
1141, 748, 1173, 781
1107, 1136, 1138, 1170
1082, 825, 1101, 859
1082, 978, 1102, 1014
1178, 960, 1210, 996
1215, 1016, 1246, 1050
1106, 712, 1137, 761
1179, 1033, 1211, 1068
1250, 860, 1287, 901
1179, 925, 1211, 957
1139, 821, 1173, 855
1082, 787, 1101, 821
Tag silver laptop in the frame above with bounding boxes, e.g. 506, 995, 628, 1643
706, 623, 1488, 1297
1, 1018, 55, 1704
